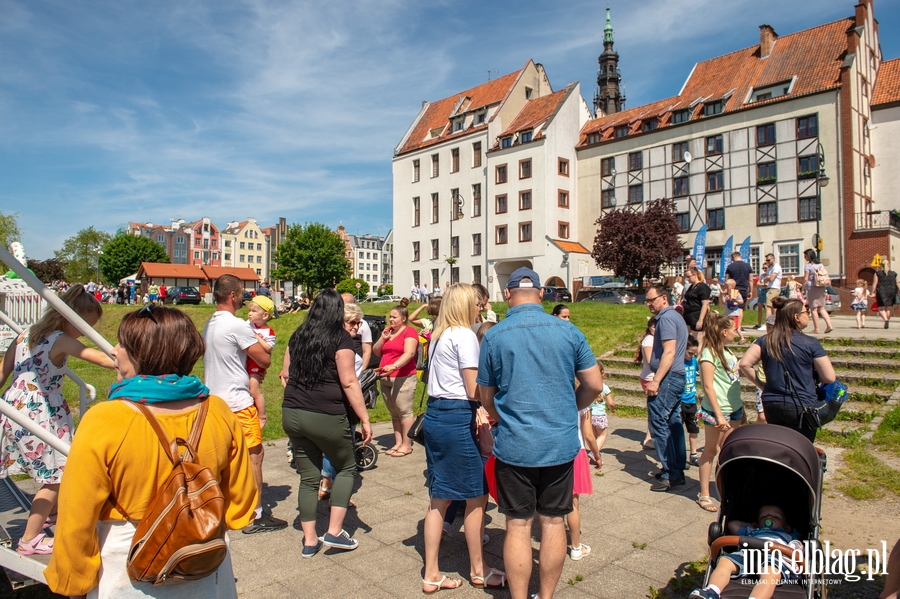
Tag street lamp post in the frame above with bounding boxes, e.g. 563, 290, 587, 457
94, 246, 103, 284
815, 143, 830, 262
449, 191, 465, 284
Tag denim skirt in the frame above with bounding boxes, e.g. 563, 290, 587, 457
424, 398, 488, 500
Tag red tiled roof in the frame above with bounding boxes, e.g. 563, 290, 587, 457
201, 266, 260, 281
493, 85, 573, 148
138, 263, 205, 279
873, 58, 900, 106
579, 18, 853, 146
396, 68, 525, 155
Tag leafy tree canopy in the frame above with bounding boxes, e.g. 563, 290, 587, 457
54, 226, 113, 283
336, 278, 370, 299
0, 211, 21, 249
28, 258, 68, 283
99, 233, 170, 284
272, 223, 351, 293
592, 198, 685, 283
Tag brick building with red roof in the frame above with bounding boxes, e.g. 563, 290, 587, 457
577, 0, 890, 287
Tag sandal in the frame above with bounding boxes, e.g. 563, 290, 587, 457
471, 568, 507, 588
423, 575, 462, 594
318, 478, 332, 500
18, 533, 53, 555
696, 495, 718, 512
387, 448, 413, 457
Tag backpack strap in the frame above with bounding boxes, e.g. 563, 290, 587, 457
130, 400, 209, 466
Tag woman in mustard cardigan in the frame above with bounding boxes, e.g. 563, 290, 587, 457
45, 306, 257, 598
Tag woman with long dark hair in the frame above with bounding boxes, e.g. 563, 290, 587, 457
738, 297, 836, 442
281, 289, 373, 556
681, 267, 710, 341
874, 260, 899, 329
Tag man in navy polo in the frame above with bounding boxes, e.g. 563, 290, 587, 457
479, 267, 604, 599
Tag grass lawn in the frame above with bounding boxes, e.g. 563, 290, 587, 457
60, 300, 650, 440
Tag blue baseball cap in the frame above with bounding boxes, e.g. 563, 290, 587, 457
506, 267, 541, 290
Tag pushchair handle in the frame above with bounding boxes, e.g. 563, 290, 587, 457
710, 535, 806, 571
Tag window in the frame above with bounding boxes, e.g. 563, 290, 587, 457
758, 202, 777, 225
706, 135, 723, 155
413, 197, 420, 226
195, 238, 201, 246
239, 241, 245, 249
451, 148, 459, 173
412, 270, 420, 285
176, 236, 184, 244
211, 239, 217, 248
413, 159, 420, 182
496, 195, 508, 214
704, 101, 723, 116
797, 115, 818, 138
642, 119, 658, 132
477, 112, 486, 125
450, 236, 459, 258
777, 243, 800, 274
472, 233, 481, 256
239, 254, 245, 262
412, 242, 420, 261
256, 255, 262, 263
757, 162, 777, 184
519, 190, 532, 210
706, 171, 724, 192
601, 157, 615, 176
558, 190, 569, 208
501, 136, 513, 148
431, 239, 439, 260
519, 159, 532, 179
450, 266, 459, 284
756, 123, 776, 146
559, 158, 569, 176
496, 225, 508, 245
432, 269, 439, 288
496, 164, 507, 184
672, 142, 689, 162
472, 142, 482, 167
799, 197, 819, 221
157, 234, 165, 243
798, 155, 819, 179
675, 212, 690, 232
194, 251, 200, 259
525, 86, 533, 100
257, 243, 262, 251
558, 222, 570, 239
472, 265, 482, 285
358, 251, 364, 259
628, 152, 642, 171
707, 208, 725, 230
587, 132, 600, 144
520, 130, 533, 143
472, 184, 481, 216
431, 154, 439, 177
673, 176, 689, 196
519, 222, 532, 242
628, 184, 643, 204
615, 125, 629, 138
601, 189, 616, 208
672, 109, 691, 124
225, 253, 231, 261
451, 188, 461, 219
431, 193, 439, 223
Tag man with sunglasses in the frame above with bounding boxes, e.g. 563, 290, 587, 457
643, 283, 689, 492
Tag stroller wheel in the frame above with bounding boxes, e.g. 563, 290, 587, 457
355, 443, 378, 471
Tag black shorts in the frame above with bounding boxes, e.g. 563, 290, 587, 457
681, 403, 699, 434
494, 458, 574, 519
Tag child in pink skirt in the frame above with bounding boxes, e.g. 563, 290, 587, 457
567, 403, 595, 560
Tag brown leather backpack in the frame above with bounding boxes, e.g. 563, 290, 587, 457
119, 400, 227, 585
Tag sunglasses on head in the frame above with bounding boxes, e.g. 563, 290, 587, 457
137, 304, 158, 324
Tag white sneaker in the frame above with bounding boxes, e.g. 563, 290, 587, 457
570, 543, 591, 560
756, 325, 767, 331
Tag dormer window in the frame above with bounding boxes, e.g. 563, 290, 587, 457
615, 125, 629, 138
747, 79, 795, 103
477, 112, 486, 125
520, 130, 533, 143
454, 120, 464, 132
525, 87, 533, 100
501, 136, 513, 148
642, 119, 658, 132
672, 110, 691, 124
704, 101, 724, 116
587, 133, 600, 145
429, 126, 444, 139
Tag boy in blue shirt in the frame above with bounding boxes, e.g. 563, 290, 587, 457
681, 338, 700, 466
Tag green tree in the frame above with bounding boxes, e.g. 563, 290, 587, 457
272, 223, 351, 293
99, 233, 170, 284
0, 211, 21, 248
336, 278, 370, 299
54, 226, 113, 283
27, 258, 68, 283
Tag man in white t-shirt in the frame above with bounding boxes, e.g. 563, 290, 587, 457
342, 293, 372, 368
759, 253, 784, 328
204, 274, 287, 534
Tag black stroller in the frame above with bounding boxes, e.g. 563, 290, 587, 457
703, 424, 827, 599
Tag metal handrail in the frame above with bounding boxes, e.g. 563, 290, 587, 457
0, 310, 96, 417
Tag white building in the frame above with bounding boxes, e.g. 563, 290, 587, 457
348, 233, 388, 293
392, 60, 596, 301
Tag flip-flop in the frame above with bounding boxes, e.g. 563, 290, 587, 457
422, 575, 462, 594
387, 448, 413, 457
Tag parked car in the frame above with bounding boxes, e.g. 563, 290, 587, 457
164, 286, 202, 305
372, 295, 403, 304
542, 286, 572, 303
242, 289, 256, 304
746, 285, 842, 313
580, 289, 637, 304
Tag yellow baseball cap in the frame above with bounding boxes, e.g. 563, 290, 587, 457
250, 295, 276, 318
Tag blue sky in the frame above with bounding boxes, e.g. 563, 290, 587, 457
2, 0, 899, 259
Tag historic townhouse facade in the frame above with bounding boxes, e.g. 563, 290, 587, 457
221, 218, 268, 279
578, 1, 884, 284
127, 218, 220, 266
348, 233, 388, 291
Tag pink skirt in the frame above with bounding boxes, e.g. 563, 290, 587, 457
573, 449, 593, 495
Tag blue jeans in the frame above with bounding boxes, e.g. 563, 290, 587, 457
647, 373, 687, 480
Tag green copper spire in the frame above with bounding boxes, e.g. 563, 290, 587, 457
604, 5, 614, 45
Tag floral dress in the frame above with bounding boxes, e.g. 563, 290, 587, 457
1, 330, 73, 484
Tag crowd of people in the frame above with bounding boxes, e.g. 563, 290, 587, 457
1, 256, 899, 598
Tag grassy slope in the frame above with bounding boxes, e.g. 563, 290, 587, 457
60, 301, 649, 440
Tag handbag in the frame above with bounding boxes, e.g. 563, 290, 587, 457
408, 390, 427, 445
785, 370, 847, 430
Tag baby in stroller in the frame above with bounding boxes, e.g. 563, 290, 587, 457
691, 504, 802, 599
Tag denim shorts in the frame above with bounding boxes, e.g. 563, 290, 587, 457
698, 406, 744, 426
423, 398, 488, 501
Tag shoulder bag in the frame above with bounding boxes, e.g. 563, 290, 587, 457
784, 369, 847, 430
408, 338, 440, 445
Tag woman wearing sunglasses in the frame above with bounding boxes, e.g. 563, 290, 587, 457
738, 297, 836, 442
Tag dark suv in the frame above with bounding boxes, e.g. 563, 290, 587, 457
542, 286, 572, 303
165, 286, 202, 305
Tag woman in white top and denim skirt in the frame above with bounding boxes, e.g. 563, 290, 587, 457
420, 283, 506, 593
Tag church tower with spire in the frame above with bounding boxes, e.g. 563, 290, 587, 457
593, 5, 625, 116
